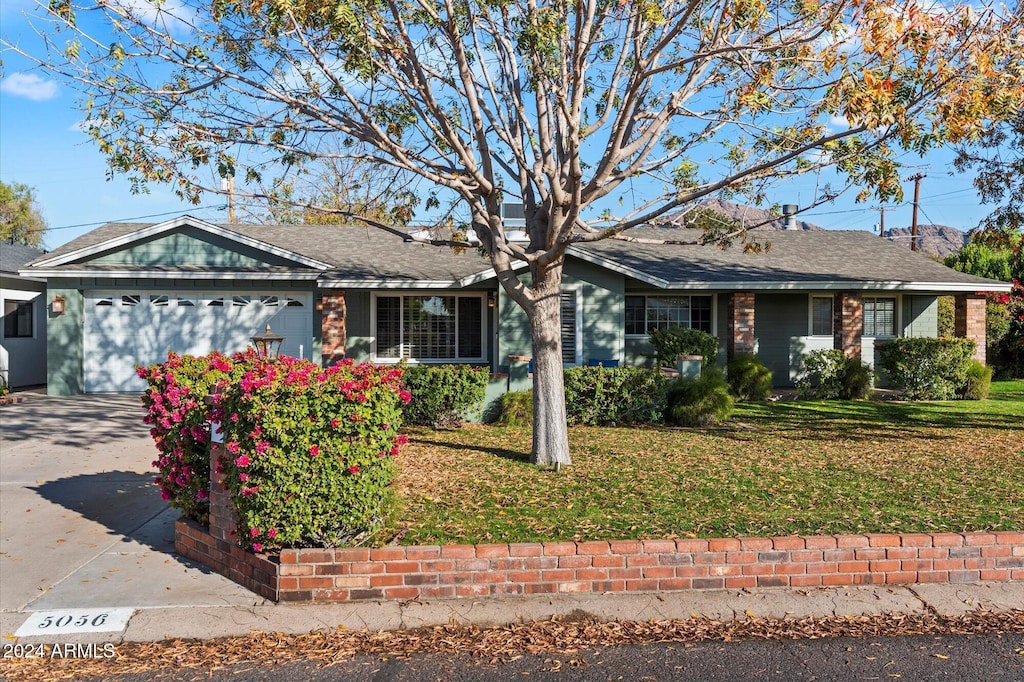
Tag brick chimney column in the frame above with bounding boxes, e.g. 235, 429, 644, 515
728, 292, 755, 356
834, 292, 863, 360
319, 290, 347, 366
954, 294, 987, 365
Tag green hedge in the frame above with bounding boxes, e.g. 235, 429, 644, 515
796, 349, 873, 400
665, 368, 734, 426
400, 364, 489, 428
726, 354, 773, 401
563, 366, 668, 425
648, 327, 719, 368
877, 337, 976, 400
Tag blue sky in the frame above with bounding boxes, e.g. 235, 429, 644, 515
0, 1, 1002, 252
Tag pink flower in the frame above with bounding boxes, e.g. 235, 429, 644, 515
160, 488, 172, 501
239, 473, 249, 482
309, 445, 320, 457
255, 441, 271, 454
234, 455, 251, 467
348, 465, 360, 475
252, 543, 263, 553
241, 486, 258, 496
225, 441, 240, 454
330, 418, 340, 429
230, 412, 240, 422
197, 489, 208, 500
395, 434, 409, 446
399, 390, 412, 404
250, 527, 260, 538
267, 528, 278, 539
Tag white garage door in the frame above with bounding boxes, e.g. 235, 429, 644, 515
84, 291, 313, 393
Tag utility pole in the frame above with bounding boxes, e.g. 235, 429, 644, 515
875, 206, 886, 238
908, 173, 925, 251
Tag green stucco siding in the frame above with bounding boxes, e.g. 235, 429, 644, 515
343, 290, 373, 362
88, 228, 297, 267
903, 295, 938, 338
46, 286, 84, 396
754, 293, 825, 386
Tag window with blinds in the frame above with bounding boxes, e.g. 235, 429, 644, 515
374, 294, 485, 361
863, 297, 896, 337
811, 296, 834, 336
560, 291, 577, 364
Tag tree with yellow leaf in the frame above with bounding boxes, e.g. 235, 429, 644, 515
13, 0, 1022, 465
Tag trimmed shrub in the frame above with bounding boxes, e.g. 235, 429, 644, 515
841, 359, 874, 400
138, 351, 239, 524
648, 327, 719, 369
725, 354, 773, 401
960, 360, 993, 400
876, 337, 976, 400
564, 366, 668, 425
796, 349, 872, 400
213, 357, 409, 552
400, 363, 489, 428
497, 390, 533, 426
664, 368, 734, 427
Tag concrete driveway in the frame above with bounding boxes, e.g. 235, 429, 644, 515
0, 393, 262, 638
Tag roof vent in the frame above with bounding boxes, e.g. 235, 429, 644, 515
501, 202, 526, 228
781, 204, 799, 231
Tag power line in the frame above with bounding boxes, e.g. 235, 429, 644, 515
27, 206, 227, 234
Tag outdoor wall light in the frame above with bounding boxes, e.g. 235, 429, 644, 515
251, 324, 285, 361
487, 292, 496, 308
51, 295, 66, 315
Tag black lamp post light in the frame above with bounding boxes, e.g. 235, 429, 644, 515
251, 324, 285, 361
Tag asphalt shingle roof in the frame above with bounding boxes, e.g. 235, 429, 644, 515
572, 229, 998, 288
25, 217, 1007, 290
1, 242, 45, 275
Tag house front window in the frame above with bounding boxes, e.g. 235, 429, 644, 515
863, 296, 897, 338
810, 296, 834, 336
625, 295, 713, 335
3, 300, 33, 338
373, 294, 485, 362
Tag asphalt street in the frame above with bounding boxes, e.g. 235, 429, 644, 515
86, 633, 1024, 681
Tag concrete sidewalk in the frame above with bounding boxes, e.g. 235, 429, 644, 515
2, 394, 1021, 647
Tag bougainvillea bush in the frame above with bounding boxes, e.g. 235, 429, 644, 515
138, 351, 239, 524
212, 357, 409, 552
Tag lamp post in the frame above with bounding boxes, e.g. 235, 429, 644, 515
251, 324, 285, 361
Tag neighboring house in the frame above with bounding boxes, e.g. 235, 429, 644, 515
21, 214, 1011, 395
1, 242, 47, 389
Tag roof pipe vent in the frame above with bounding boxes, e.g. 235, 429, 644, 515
781, 204, 799, 231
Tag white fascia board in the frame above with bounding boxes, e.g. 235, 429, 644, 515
319, 279, 462, 289
26, 269, 321, 281
29, 214, 334, 270
9, 271, 47, 283
565, 246, 670, 288
457, 259, 528, 287
661, 280, 1013, 292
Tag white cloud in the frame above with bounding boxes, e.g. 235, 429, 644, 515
0, 72, 59, 101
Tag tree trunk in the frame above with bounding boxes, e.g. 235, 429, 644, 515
527, 260, 572, 466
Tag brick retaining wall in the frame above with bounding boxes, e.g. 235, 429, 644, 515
174, 524, 1024, 603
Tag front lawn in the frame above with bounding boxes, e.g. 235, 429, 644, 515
383, 381, 1024, 545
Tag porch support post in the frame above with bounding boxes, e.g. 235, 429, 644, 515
954, 294, 987, 365
834, 292, 863, 360
728, 292, 755, 357
319, 289, 347, 366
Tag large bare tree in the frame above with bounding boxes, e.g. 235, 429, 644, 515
12, 0, 1022, 464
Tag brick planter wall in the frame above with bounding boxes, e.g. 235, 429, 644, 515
174, 526, 1024, 603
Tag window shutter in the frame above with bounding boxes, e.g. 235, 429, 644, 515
560, 291, 577, 364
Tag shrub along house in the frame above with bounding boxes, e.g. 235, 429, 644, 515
21, 214, 1010, 396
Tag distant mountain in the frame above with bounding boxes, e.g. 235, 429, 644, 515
885, 224, 966, 258
695, 199, 825, 232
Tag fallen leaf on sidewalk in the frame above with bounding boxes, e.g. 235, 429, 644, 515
932, 654, 949, 659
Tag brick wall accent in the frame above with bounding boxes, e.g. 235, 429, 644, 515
955, 294, 987, 365
173, 527, 1024, 603
834, 292, 863, 359
208, 442, 238, 543
320, 290, 347, 365
728, 292, 756, 356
